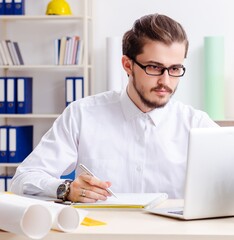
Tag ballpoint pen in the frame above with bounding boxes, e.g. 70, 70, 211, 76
79, 163, 118, 198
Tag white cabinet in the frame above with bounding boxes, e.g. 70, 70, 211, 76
0, 0, 93, 182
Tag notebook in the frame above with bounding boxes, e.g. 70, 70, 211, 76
66, 193, 168, 209
146, 127, 234, 220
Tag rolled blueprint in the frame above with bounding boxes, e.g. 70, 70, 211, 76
106, 36, 126, 91
204, 36, 225, 120
47, 201, 87, 232
0, 193, 88, 238
0, 193, 52, 239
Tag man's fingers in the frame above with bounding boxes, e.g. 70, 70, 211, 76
79, 174, 110, 189
67, 176, 111, 202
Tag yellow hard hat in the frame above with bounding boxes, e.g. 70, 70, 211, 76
46, 0, 72, 15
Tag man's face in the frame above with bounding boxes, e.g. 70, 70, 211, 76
126, 40, 186, 112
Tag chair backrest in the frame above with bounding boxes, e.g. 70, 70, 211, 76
215, 121, 234, 127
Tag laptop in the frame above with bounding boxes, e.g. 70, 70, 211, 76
146, 127, 234, 220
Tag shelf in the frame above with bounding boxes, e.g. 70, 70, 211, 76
0, 65, 92, 70
0, 0, 92, 191
0, 15, 92, 21
0, 114, 60, 119
0, 163, 19, 167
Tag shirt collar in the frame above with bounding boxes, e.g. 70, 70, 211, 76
120, 89, 169, 126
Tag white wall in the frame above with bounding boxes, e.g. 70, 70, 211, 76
3, 0, 234, 120
92, 0, 234, 119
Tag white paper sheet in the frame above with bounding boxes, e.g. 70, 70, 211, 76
70, 193, 168, 209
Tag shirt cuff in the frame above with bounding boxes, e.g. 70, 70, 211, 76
43, 178, 65, 198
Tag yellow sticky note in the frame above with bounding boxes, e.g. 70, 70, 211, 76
81, 217, 106, 226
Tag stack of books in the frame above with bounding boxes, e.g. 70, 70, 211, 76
0, 40, 24, 65
55, 36, 84, 65
0, 77, 33, 114
0, 0, 25, 15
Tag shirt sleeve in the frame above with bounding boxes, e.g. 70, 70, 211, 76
10, 103, 80, 198
196, 112, 220, 128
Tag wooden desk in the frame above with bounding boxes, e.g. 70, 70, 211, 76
1, 200, 234, 240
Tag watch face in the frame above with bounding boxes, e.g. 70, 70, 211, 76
57, 183, 66, 198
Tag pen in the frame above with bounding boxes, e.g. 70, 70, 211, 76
79, 163, 118, 198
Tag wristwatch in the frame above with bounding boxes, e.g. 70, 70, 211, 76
57, 180, 73, 201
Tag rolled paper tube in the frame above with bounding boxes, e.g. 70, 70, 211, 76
0, 193, 88, 238
0, 193, 52, 239
106, 36, 123, 91
204, 36, 225, 120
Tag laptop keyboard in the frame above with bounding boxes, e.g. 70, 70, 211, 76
168, 210, 184, 215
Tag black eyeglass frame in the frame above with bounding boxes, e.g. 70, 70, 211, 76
132, 59, 186, 77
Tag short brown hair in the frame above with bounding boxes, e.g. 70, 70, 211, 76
122, 13, 189, 60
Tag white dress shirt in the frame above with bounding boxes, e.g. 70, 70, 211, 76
10, 90, 218, 198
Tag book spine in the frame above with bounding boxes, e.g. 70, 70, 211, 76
1, 40, 13, 65
13, 42, 24, 65
0, 42, 8, 65
59, 36, 67, 65
6, 40, 17, 65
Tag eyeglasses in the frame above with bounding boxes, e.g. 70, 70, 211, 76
132, 59, 186, 77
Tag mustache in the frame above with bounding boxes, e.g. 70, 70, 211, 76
151, 85, 173, 94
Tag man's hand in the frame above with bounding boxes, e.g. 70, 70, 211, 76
67, 173, 112, 203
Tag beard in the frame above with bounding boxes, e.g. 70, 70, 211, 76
132, 73, 177, 109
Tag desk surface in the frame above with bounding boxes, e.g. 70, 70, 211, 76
1, 199, 234, 240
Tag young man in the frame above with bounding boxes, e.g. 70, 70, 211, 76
11, 13, 218, 202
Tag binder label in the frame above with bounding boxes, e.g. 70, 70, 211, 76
9, 128, 16, 151
0, 79, 5, 101
17, 79, 25, 102
7, 78, 14, 102
66, 79, 74, 102
0, 128, 7, 151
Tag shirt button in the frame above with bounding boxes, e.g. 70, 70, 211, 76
136, 166, 142, 172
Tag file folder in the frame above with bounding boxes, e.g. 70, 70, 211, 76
65, 77, 84, 106
17, 77, 33, 114
0, 176, 5, 191
0, 0, 5, 15
5, 176, 12, 191
0, 126, 8, 163
0, 77, 6, 113
4, 0, 13, 15
13, 0, 24, 15
65, 78, 74, 106
8, 125, 33, 163
6, 77, 16, 114
74, 77, 84, 100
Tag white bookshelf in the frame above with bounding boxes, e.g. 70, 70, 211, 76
0, 0, 93, 182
